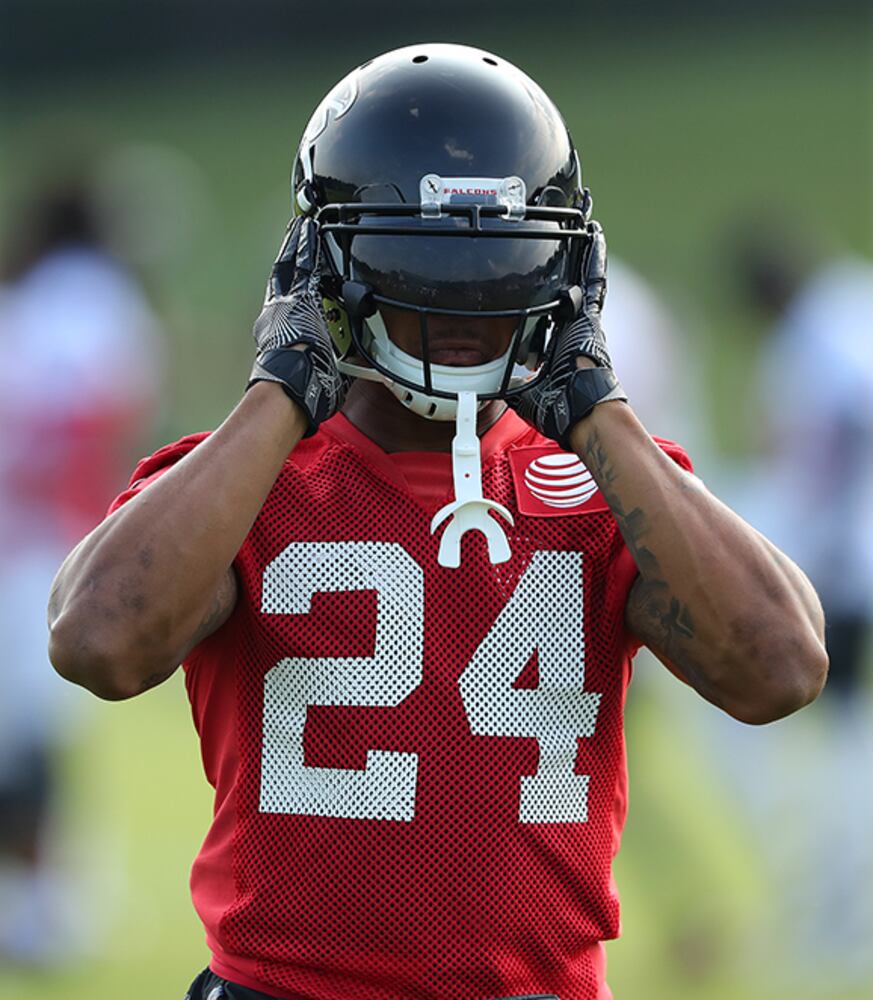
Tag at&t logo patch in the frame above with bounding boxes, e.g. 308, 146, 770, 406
509, 445, 610, 518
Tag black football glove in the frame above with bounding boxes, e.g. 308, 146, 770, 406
507, 220, 627, 449
247, 217, 346, 435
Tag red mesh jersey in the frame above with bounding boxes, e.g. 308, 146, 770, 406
110, 410, 692, 1000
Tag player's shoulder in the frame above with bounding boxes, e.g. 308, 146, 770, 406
503, 411, 694, 474
121, 418, 350, 502
107, 432, 212, 517
127, 431, 213, 486
651, 435, 694, 473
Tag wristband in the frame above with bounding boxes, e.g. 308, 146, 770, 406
248, 348, 323, 437
554, 367, 627, 449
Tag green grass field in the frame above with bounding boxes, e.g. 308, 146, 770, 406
1, 11, 871, 999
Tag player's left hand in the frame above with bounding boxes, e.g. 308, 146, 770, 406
506, 220, 627, 449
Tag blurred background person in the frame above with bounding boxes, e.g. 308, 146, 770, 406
734, 221, 873, 706
714, 218, 873, 990
0, 168, 163, 966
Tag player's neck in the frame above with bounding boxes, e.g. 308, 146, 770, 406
341, 380, 508, 453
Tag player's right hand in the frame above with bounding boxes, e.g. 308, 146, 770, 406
247, 217, 346, 436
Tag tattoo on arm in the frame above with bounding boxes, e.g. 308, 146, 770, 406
579, 428, 651, 569
580, 425, 707, 691
189, 569, 239, 648
624, 577, 715, 698
581, 428, 651, 565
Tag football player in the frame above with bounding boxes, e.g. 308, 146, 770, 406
47, 44, 827, 1000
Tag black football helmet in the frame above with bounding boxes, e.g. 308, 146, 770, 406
293, 42, 593, 420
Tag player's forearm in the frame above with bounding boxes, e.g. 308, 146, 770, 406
48, 382, 307, 699
569, 401, 828, 724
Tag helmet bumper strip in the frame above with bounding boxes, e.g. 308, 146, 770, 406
419, 174, 528, 222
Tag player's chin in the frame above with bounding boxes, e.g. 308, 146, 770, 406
429, 349, 489, 366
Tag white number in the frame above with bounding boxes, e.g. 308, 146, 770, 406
459, 551, 600, 822
259, 544, 600, 824
259, 542, 423, 821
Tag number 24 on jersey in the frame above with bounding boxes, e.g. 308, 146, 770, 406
259, 543, 601, 824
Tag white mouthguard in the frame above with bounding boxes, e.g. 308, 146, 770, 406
430, 390, 514, 567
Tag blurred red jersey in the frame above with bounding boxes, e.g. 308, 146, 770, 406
110, 410, 692, 1000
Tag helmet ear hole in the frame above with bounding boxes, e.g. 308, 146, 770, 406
321, 297, 353, 359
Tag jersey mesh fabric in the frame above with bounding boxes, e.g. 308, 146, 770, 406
110, 410, 692, 1000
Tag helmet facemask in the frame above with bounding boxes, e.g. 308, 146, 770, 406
317, 192, 590, 421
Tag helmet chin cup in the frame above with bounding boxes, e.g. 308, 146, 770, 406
339, 287, 519, 421
386, 382, 488, 422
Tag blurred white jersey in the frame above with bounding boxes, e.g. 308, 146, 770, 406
0, 247, 162, 763
754, 257, 873, 615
